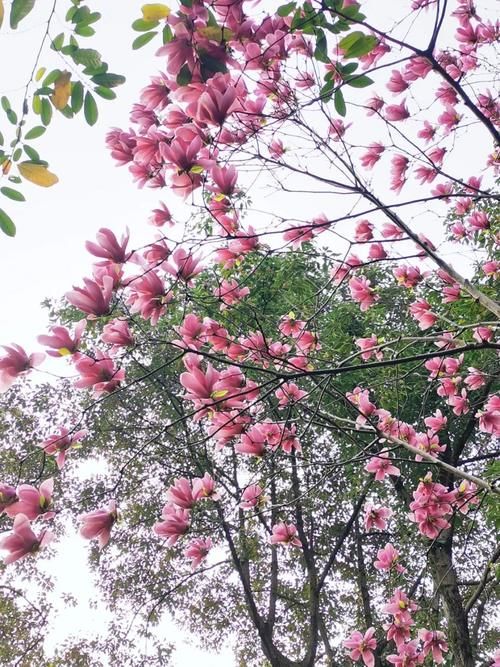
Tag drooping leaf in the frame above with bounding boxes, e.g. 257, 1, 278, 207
176, 63, 193, 86
141, 4, 170, 21
51, 71, 72, 110
18, 161, 59, 187
1, 186, 25, 202
346, 74, 373, 88
9, 0, 35, 29
91, 73, 126, 88
24, 126, 46, 140
40, 98, 52, 126
94, 86, 116, 100
132, 31, 157, 49
334, 88, 346, 116
277, 2, 296, 17
83, 91, 98, 126
73, 48, 102, 69
132, 18, 159, 31
71, 81, 84, 114
0, 208, 16, 236
51, 32, 65, 51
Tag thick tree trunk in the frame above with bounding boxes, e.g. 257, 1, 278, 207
428, 543, 474, 667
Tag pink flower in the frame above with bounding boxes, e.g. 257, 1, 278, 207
365, 95, 384, 115
85, 228, 130, 265
240, 484, 264, 509
349, 276, 378, 311
74, 351, 125, 397
364, 503, 392, 531
235, 425, 267, 457
165, 247, 203, 283
360, 143, 384, 169
0, 484, 17, 514
365, 450, 400, 481
269, 138, 285, 159
5, 478, 54, 521
126, 271, 173, 326
356, 336, 383, 361
0, 514, 53, 565
269, 522, 302, 548
368, 242, 387, 260
387, 639, 420, 667
166, 478, 196, 509
448, 388, 470, 415
386, 70, 408, 94
417, 629, 448, 664
184, 537, 213, 569
80, 500, 118, 548
275, 382, 307, 406
437, 105, 462, 133
101, 319, 135, 352
476, 395, 500, 436
354, 219, 374, 242
0, 344, 45, 392
66, 276, 114, 317
38, 427, 87, 469
393, 265, 422, 288
149, 202, 172, 227
38, 320, 86, 358
385, 100, 410, 121
154, 504, 190, 545
410, 299, 438, 330
465, 367, 486, 390
214, 279, 250, 309
424, 409, 447, 433
192, 473, 219, 501
343, 628, 377, 667
374, 543, 405, 573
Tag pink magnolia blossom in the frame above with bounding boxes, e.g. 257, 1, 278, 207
38, 427, 87, 469
476, 394, 500, 435
166, 478, 196, 509
360, 142, 384, 169
393, 265, 422, 288
448, 388, 470, 415
418, 629, 448, 664
165, 247, 203, 283
66, 276, 114, 317
368, 242, 387, 260
0, 514, 53, 565
192, 473, 219, 501
269, 522, 302, 548
364, 503, 392, 531
390, 154, 409, 193
214, 279, 250, 309
409, 299, 438, 330
453, 480, 480, 514
235, 425, 267, 457
374, 543, 405, 573
74, 351, 125, 397
38, 320, 86, 358
275, 382, 307, 406
85, 228, 130, 265
101, 319, 135, 352
154, 504, 190, 545
365, 450, 400, 481
149, 201, 172, 227
424, 409, 447, 433
0, 344, 45, 392
343, 628, 377, 667
184, 537, 213, 569
354, 219, 374, 242
356, 336, 383, 361
387, 639, 420, 667
126, 271, 173, 326
240, 484, 265, 509
80, 500, 118, 548
0, 483, 17, 514
385, 100, 410, 121
464, 367, 486, 390
349, 276, 378, 311
386, 70, 408, 94
5, 478, 54, 521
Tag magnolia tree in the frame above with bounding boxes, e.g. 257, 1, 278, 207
0, 0, 499, 665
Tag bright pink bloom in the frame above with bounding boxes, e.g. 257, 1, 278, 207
374, 543, 405, 573
410, 299, 438, 330
448, 388, 470, 415
424, 409, 447, 433
365, 450, 400, 481
364, 503, 392, 531
39, 427, 87, 469
386, 70, 408, 94
356, 336, 383, 361
66, 276, 114, 317
453, 480, 480, 514
174, 314, 207, 350
85, 228, 130, 265
387, 640, 420, 667
393, 265, 422, 288
438, 105, 462, 133
269, 522, 302, 548
101, 319, 135, 352
343, 628, 377, 667
165, 247, 203, 283
0, 344, 45, 392
275, 382, 307, 406
184, 537, 213, 569
360, 142, 384, 169
418, 120, 436, 143
0, 484, 17, 514
80, 500, 118, 548
465, 367, 486, 390
5, 478, 54, 521
0, 514, 53, 564
153, 504, 190, 545
418, 629, 448, 664
74, 351, 125, 396
192, 473, 219, 501
214, 279, 250, 309
166, 478, 196, 509
385, 100, 410, 121
354, 219, 374, 242
196, 85, 237, 125
240, 484, 264, 509
126, 271, 173, 326
149, 202, 172, 227
235, 425, 267, 457
368, 242, 387, 260
38, 320, 86, 358
349, 276, 378, 311
381, 223, 404, 239
365, 95, 384, 115
476, 395, 500, 435
279, 314, 306, 338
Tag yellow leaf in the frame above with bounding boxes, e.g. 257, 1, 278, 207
35, 66, 46, 82
141, 3, 170, 21
211, 389, 228, 399
18, 162, 59, 187
51, 71, 71, 110
198, 26, 233, 42
0, 0, 4, 28
58, 347, 71, 356
190, 164, 204, 174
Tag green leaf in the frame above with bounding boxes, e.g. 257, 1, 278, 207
43, 69, 62, 87
9, 0, 35, 29
84, 91, 98, 126
176, 64, 192, 86
339, 31, 377, 58
94, 86, 116, 100
132, 31, 157, 49
75, 24, 95, 37
59, 105, 74, 119
12, 147, 22, 162
320, 79, 334, 102
90, 73, 126, 88
338, 31, 364, 52
51, 33, 65, 51
24, 126, 46, 140
132, 18, 159, 31
346, 74, 373, 88
314, 29, 329, 64
277, 2, 296, 17
1, 96, 11, 112
341, 62, 358, 76
6, 109, 17, 125
162, 24, 173, 43
0, 208, 16, 236
1, 186, 25, 202
334, 88, 346, 116
71, 81, 84, 113
73, 48, 102, 69
41, 98, 53, 126
23, 145, 40, 161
